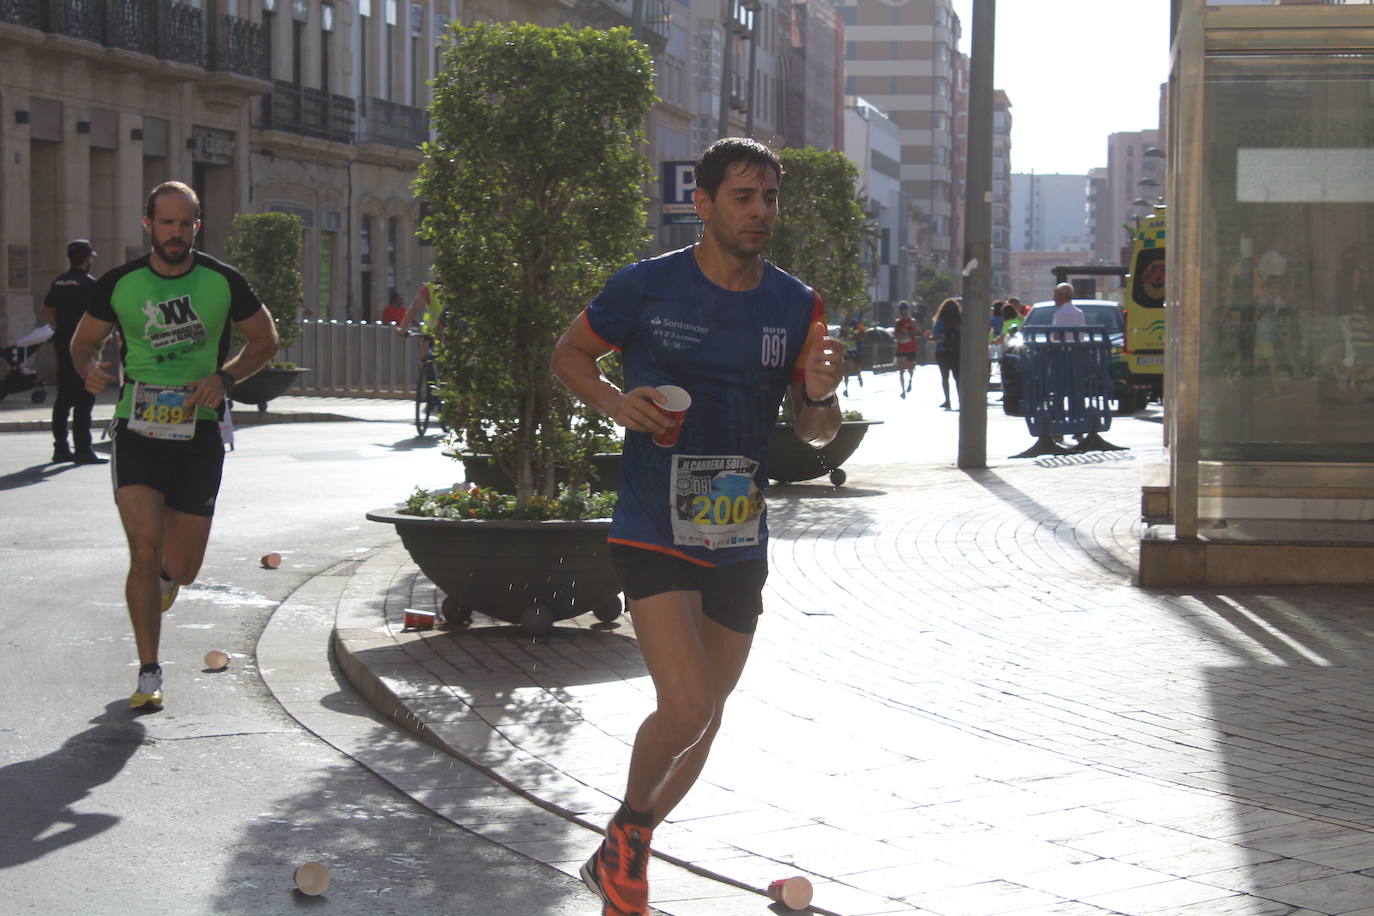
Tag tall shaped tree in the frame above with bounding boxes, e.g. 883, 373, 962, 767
416, 23, 654, 506
767, 147, 870, 321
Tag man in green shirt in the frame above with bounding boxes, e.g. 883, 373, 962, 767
70, 180, 278, 711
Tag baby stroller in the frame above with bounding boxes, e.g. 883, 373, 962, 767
0, 324, 52, 403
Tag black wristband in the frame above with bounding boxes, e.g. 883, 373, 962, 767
802, 391, 837, 408
215, 369, 236, 389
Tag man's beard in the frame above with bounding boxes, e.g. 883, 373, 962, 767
152, 236, 191, 265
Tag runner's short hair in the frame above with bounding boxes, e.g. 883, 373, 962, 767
145, 180, 201, 221
694, 138, 783, 199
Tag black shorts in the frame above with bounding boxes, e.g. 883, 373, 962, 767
111, 419, 225, 517
610, 544, 768, 635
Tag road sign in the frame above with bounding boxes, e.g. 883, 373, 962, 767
661, 160, 699, 225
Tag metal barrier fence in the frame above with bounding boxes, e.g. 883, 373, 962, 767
281, 319, 426, 398
1020, 328, 1115, 438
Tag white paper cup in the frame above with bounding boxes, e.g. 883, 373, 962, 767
293, 861, 330, 896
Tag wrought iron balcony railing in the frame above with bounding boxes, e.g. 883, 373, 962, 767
359, 96, 428, 151
208, 13, 267, 81
0, 0, 45, 30
260, 79, 356, 144
2, 0, 205, 68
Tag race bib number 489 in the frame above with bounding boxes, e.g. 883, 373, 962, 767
670, 454, 764, 550
129, 382, 197, 440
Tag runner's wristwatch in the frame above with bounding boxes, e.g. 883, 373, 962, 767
802, 391, 837, 408
215, 369, 236, 389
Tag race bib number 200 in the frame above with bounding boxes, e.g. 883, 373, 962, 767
670, 454, 764, 550
129, 382, 197, 441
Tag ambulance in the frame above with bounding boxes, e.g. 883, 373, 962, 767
1122, 204, 1167, 411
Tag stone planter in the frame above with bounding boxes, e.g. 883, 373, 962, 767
455, 452, 621, 494
228, 366, 309, 412
766, 419, 882, 486
366, 505, 623, 634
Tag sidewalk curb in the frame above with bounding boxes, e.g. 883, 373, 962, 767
329, 546, 845, 916
0, 410, 364, 434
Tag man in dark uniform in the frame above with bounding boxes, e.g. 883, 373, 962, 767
41, 239, 105, 464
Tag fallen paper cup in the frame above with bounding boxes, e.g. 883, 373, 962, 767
204, 649, 230, 670
651, 385, 691, 448
403, 608, 437, 630
294, 861, 331, 896
767, 876, 813, 910
261, 553, 282, 569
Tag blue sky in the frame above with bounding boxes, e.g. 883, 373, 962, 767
949, 0, 1172, 175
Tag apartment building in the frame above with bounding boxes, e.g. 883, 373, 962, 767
837, 0, 961, 272
1088, 128, 1162, 264
990, 87, 1011, 296
2, 0, 845, 341
1, 0, 269, 340
1010, 172, 1091, 253
843, 95, 904, 318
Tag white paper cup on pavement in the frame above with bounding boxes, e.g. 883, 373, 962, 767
651, 385, 691, 448
293, 861, 331, 895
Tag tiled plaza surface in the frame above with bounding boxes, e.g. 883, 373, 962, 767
16, 370, 1374, 914
329, 369, 1374, 916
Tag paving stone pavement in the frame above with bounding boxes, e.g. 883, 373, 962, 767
20, 370, 1374, 913
326, 368, 1374, 916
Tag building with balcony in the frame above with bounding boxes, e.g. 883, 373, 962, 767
837, 0, 963, 273
843, 95, 905, 320
2, 0, 841, 340
1, 0, 272, 340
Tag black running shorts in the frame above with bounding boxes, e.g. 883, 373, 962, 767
610, 544, 768, 635
110, 419, 225, 517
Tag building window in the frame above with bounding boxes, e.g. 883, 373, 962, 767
359, 0, 370, 98
386, 0, 398, 101
409, 3, 422, 107
321, 3, 333, 93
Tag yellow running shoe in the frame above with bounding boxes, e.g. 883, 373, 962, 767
160, 575, 179, 613
131, 666, 163, 711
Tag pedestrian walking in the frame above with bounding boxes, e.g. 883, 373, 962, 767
932, 297, 961, 409
893, 300, 922, 398
69, 180, 278, 711
41, 239, 104, 464
551, 137, 843, 916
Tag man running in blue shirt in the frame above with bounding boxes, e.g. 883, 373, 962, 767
553, 137, 843, 916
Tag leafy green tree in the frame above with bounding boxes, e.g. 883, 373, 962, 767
916, 265, 956, 318
417, 22, 654, 507
224, 212, 304, 352
766, 147, 870, 321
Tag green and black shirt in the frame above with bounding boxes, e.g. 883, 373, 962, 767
88, 251, 262, 421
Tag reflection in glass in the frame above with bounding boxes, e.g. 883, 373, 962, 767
1200, 54, 1374, 464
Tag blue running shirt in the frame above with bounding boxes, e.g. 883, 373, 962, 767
585, 246, 826, 567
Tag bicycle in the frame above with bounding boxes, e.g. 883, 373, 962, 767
410, 332, 446, 436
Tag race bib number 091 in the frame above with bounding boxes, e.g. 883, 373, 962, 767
129, 382, 197, 441
670, 454, 764, 551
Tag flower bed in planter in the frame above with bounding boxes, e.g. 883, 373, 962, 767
366, 484, 622, 633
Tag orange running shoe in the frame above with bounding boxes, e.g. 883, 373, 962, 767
580, 818, 652, 915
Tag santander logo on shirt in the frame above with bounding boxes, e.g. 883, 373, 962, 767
650, 315, 709, 351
